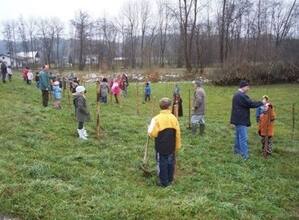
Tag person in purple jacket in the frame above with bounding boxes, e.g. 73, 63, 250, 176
230, 80, 263, 160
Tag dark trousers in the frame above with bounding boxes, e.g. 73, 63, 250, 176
42, 90, 49, 107
145, 94, 151, 102
78, 121, 84, 129
2, 73, 6, 83
156, 152, 175, 187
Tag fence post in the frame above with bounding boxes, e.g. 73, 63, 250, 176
136, 81, 140, 115
292, 103, 295, 139
96, 81, 100, 138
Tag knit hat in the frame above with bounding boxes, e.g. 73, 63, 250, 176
239, 80, 249, 88
76, 86, 86, 93
159, 97, 172, 110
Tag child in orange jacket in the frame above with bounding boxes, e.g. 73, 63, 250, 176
258, 99, 276, 155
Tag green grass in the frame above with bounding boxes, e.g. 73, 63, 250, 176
0, 75, 298, 220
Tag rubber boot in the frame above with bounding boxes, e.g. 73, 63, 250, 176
83, 127, 88, 137
78, 129, 88, 140
199, 124, 205, 135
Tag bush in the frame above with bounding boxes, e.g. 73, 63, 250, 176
210, 62, 299, 85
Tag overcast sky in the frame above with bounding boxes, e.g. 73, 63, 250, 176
0, 0, 127, 23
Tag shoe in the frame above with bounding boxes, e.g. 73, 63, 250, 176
83, 127, 88, 137
78, 129, 88, 140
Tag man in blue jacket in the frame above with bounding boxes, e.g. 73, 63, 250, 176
230, 80, 263, 160
39, 65, 51, 107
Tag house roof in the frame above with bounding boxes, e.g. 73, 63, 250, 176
16, 51, 38, 59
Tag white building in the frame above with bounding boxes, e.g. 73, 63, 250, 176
16, 51, 40, 64
0, 54, 19, 67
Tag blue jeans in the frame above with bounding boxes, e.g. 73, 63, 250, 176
234, 125, 248, 159
156, 152, 175, 187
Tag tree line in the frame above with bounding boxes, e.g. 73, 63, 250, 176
2, 0, 299, 73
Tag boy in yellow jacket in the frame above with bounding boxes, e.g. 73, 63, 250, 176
148, 97, 181, 187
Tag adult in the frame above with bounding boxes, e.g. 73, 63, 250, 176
39, 65, 51, 107
1, 62, 7, 83
230, 80, 263, 160
148, 97, 181, 187
191, 80, 206, 135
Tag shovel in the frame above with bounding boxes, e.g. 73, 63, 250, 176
140, 136, 152, 177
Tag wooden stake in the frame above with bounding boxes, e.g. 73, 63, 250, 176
188, 89, 191, 129
95, 80, 101, 138
67, 83, 71, 108
136, 81, 140, 115
96, 101, 100, 139
292, 103, 295, 140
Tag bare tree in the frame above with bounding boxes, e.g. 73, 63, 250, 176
122, 0, 139, 68
71, 10, 92, 70
37, 18, 56, 66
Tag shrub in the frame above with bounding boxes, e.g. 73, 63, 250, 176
210, 62, 299, 85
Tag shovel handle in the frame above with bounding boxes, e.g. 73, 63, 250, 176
143, 136, 150, 164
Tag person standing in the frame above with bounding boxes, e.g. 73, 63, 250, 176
73, 86, 90, 140
148, 97, 181, 187
144, 82, 151, 102
1, 62, 7, 83
39, 65, 51, 107
230, 80, 263, 160
191, 80, 206, 135
98, 78, 110, 103
172, 84, 183, 117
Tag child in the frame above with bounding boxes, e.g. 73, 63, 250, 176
148, 97, 181, 187
35, 72, 40, 88
52, 81, 62, 109
74, 86, 90, 140
99, 78, 110, 103
256, 95, 269, 123
27, 70, 33, 85
144, 82, 151, 102
7, 66, 12, 82
258, 97, 276, 156
172, 84, 183, 117
111, 79, 121, 104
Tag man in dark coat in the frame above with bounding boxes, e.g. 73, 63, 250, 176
39, 65, 51, 107
1, 62, 8, 83
230, 80, 263, 160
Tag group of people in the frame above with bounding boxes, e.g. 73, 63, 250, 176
230, 80, 276, 160
5, 63, 276, 187
0, 62, 13, 83
148, 79, 276, 187
96, 73, 129, 104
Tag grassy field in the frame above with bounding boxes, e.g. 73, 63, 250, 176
0, 75, 298, 220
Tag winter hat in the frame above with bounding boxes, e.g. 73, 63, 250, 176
239, 80, 249, 88
76, 86, 86, 93
159, 97, 172, 110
